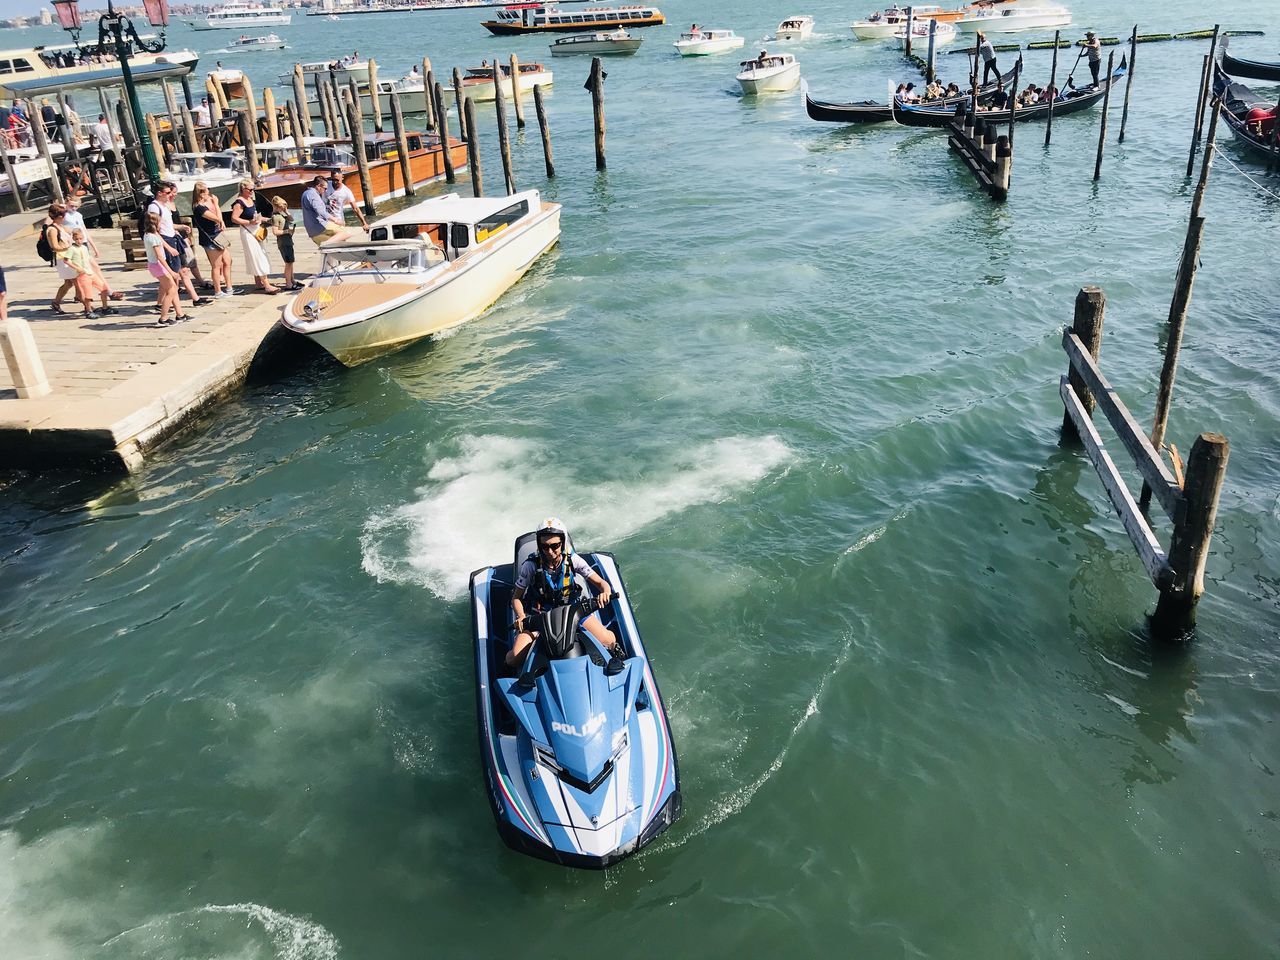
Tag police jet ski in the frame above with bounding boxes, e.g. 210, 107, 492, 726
469, 528, 681, 868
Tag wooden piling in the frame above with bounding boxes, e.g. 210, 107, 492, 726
453, 68, 467, 140
926, 19, 937, 84
389, 93, 415, 198
144, 112, 165, 166
162, 79, 180, 138
492, 56, 516, 194
994, 135, 1012, 197
1060, 286, 1106, 442
1092, 51, 1116, 181
285, 99, 304, 150
434, 82, 456, 184
55, 91, 78, 161
905, 6, 914, 60
180, 75, 194, 110
292, 65, 312, 137
97, 86, 119, 153
1006, 59, 1020, 155
206, 76, 225, 124
180, 104, 199, 155
237, 110, 260, 178
422, 57, 436, 129
208, 72, 229, 113
347, 77, 363, 130
1044, 30, 1060, 146
1152, 433, 1229, 632
534, 83, 554, 178
368, 58, 384, 133
1141, 97, 1223, 508
1118, 25, 1137, 142
465, 96, 483, 196
241, 74, 258, 130
590, 57, 606, 170
510, 54, 526, 128
343, 91, 376, 217
263, 87, 280, 143
1186, 28, 1218, 178
0, 142, 25, 213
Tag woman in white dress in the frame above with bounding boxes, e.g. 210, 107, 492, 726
228, 179, 281, 294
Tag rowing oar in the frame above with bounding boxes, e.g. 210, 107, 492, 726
1063, 45, 1087, 87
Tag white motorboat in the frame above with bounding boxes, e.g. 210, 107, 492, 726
895, 18, 958, 51
281, 190, 562, 366
776, 15, 814, 41
736, 52, 800, 94
327, 14, 341, 22
186, 2, 291, 31
956, 1, 1072, 33
165, 151, 249, 214
450, 62, 552, 102
550, 29, 643, 56
279, 58, 371, 87
850, 4, 940, 40
228, 33, 287, 51
674, 29, 746, 56
231, 135, 329, 174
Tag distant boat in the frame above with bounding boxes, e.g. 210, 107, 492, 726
327, 13, 341, 22
228, 33, 287, 51
673, 29, 746, 57
185, 2, 292, 31
737, 52, 800, 95
278, 58, 371, 86
776, 15, 814, 41
550, 29, 643, 56
450, 61, 553, 102
955, 2, 1072, 34
894, 18, 957, 51
482, 4, 665, 36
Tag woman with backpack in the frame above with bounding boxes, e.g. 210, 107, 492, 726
42, 204, 78, 314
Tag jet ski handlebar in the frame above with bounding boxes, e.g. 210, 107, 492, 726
512, 594, 606, 632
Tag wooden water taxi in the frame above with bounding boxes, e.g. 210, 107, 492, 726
482, 4, 664, 36
280, 189, 562, 365
254, 131, 469, 209
550, 29, 643, 56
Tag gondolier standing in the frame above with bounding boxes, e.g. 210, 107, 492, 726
1084, 31, 1101, 86
977, 32, 998, 85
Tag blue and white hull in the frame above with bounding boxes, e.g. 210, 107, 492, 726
470, 550, 681, 868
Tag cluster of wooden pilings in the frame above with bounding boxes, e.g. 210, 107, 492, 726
946, 102, 1012, 201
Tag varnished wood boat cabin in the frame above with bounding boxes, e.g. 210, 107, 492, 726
482, 3, 665, 35
255, 130, 468, 208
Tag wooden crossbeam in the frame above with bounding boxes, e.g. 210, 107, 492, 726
1060, 378, 1175, 589
1062, 331, 1183, 521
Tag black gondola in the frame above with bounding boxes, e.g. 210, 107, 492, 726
888, 63, 1126, 129
805, 58, 1022, 125
1220, 35, 1280, 84
1212, 60, 1280, 163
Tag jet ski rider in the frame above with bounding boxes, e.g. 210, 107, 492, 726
509, 518, 624, 673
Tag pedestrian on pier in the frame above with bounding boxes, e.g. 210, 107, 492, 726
325, 172, 368, 232
61, 228, 120, 319
0, 266, 7, 322
147, 183, 210, 310
1084, 31, 1101, 86
143, 211, 186, 327
977, 32, 998, 85
270, 196, 303, 292
230, 180, 282, 295
191, 181, 234, 298
44, 205, 78, 314
301, 175, 341, 247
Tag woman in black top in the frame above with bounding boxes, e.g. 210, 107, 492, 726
191, 181, 233, 298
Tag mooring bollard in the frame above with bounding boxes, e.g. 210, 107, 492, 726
1060, 286, 1106, 442
510, 54, 526, 128
464, 96, 483, 196
1092, 51, 1116, 181
1, 319, 52, 399
589, 57, 606, 170
534, 83, 554, 178
982, 121, 997, 164
433, 81, 456, 184
389, 93, 414, 198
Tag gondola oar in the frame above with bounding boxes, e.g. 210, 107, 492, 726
1063, 45, 1087, 87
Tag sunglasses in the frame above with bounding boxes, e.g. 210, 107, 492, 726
539, 540, 564, 552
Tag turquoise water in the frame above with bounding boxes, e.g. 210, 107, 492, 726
4, 1, 1280, 957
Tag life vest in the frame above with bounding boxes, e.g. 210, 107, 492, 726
525, 555, 581, 612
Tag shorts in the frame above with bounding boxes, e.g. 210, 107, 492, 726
309, 223, 342, 246
276, 234, 296, 264
147, 261, 168, 279
162, 233, 185, 272
75, 273, 106, 299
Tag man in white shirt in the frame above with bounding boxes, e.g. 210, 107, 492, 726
194, 97, 211, 128
92, 113, 115, 165
325, 172, 369, 231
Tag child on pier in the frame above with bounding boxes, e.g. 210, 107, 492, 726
60, 229, 121, 320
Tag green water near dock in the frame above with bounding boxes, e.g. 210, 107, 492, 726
3, 1, 1280, 956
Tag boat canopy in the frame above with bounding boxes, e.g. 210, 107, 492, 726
370, 190, 544, 231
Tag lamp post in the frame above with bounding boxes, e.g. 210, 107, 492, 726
51, 0, 171, 186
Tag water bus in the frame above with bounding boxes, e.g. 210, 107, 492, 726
482, 4, 665, 36
185, 2, 292, 31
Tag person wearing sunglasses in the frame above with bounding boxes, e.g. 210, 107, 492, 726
508, 517, 622, 674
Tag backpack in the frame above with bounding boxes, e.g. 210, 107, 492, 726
36, 224, 55, 265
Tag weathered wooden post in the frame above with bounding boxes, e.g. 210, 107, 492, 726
180, 75, 194, 109
0, 319, 52, 399
1006, 59, 1020, 155
492, 56, 516, 194
205, 76, 224, 124
347, 76, 363, 130
162, 79, 180, 138
263, 86, 280, 142
982, 120, 997, 165
534, 83, 554, 178
904, 6, 914, 60
926, 18, 937, 83
994, 135, 1011, 199
464, 96, 483, 196
285, 99, 304, 150
237, 110, 260, 177
145, 111, 168, 166
1141, 97, 1223, 509
292, 65, 311, 137
389, 93, 415, 198
330, 80, 351, 140
241, 73, 258, 130
453, 69, 468, 142
590, 57, 606, 170
55, 91, 79, 161
343, 91, 376, 217
1092, 51, 1116, 181
422, 57, 436, 129
1187, 26, 1219, 176
368, 58, 384, 133
1060, 286, 1106, 443
424, 69, 438, 130
180, 104, 199, 155
434, 81, 456, 184
1152, 433, 1229, 633
510, 54, 526, 128
1118, 25, 1137, 142
1044, 30, 1060, 146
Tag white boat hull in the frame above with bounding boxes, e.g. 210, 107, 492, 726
850, 20, 903, 40
190, 13, 292, 30
457, 70, 553, 102
291, 207, 562, 365
551, 38, 642, 56
776, 17, 814, 41
897, 24, 958, 50
737, 62, 801, 94
957, 10, 1071, 33
675, 36, 746, 56
231, 41, 287, 51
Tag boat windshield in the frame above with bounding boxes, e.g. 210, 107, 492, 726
320, 245, 443, 275
168, 155, 241, 176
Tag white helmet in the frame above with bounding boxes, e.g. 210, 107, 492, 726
536, 517, 568, 542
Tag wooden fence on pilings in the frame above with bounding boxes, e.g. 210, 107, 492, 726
947, 103, 1011, 201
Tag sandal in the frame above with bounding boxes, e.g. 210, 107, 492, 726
108, 291, 124, 301
50, 301, 65, 314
